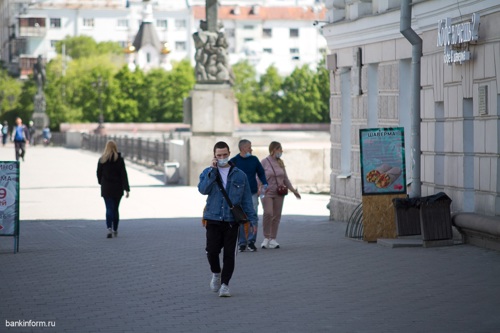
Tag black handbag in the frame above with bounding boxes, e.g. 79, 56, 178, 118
215, 172, 249, 224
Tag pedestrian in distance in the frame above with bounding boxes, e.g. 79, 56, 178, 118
260, 141, 301, 249
229, 139, 268, 253
1, 121, 8, 146
28, 120, 36, 145
198, 141, 257, 297
97, 140, 130, 239
11, 117, 30, 161
42, 126, 51, 146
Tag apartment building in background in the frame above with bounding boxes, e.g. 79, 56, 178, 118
0, 0, 326, 78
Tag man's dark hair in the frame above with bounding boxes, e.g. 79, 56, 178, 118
213, 141, 230, 154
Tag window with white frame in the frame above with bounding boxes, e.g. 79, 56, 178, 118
263, 48, 272, 54
290, 48, 299, 54
175, 41, 186, 51
83, 18, 95, 28
117, 19, 128, 28
50, 40, 59, 48
225, 28, 235, 37
157, 19, 168, 29
262, 28, 272, 38
50, 18, 61, 28
289, 28, 299, 38
244, 38, 254, 43
243, 25, 254, 30
175, 19, 186, 29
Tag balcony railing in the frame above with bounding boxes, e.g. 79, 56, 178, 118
19, 26, 47, 37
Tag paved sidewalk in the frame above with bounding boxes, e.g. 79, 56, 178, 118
0, 145, 499, 333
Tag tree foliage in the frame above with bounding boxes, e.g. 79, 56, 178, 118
232, 60, 330, 123
232, 61, 258, 123
40, 56, 195, 128
1, 34, 330, 129
0, 68, 23, 125
55, 36, 122, 59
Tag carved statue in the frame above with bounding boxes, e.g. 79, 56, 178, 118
33, 55, 46, 94
192, 1, 234, 85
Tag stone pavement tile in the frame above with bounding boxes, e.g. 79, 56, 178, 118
1, 215, 500, 333
1, 146, 500, 332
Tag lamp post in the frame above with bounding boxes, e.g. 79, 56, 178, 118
92, 75, 107, 135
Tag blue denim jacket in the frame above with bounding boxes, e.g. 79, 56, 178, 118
198, 165, 257, 223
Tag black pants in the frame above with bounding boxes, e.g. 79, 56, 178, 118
14, 141, 26, 161
205, 222, 239, 285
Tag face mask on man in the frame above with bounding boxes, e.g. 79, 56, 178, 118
217, 158, 229, 167
244, 152, 251, 157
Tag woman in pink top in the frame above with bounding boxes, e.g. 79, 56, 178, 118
260, 141, 301, 249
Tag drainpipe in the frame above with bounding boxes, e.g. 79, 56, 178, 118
400, 0, 422, 198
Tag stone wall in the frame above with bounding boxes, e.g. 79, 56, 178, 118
325, 2, 500, 221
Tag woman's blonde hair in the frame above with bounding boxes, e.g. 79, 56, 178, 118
268, 141, 285, 168
100, 140, 119, 163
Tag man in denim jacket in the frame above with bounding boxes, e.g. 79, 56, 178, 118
198, 141, 257, 297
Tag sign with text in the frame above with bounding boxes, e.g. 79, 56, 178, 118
437, 13, 480, 64
360, 128, 406, 195
0, 162, 20, 246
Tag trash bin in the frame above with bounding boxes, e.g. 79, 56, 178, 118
164, 162, 180, 185
393, 197, 421, 236
419, 192, 452, 241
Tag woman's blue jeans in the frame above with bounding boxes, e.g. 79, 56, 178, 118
103, 196, 122, 231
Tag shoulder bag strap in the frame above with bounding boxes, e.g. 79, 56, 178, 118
214, 170, 234, 208
266, 157, 282, 186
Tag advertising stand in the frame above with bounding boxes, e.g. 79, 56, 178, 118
0, 161, 20, 253
359, 128, 406, 242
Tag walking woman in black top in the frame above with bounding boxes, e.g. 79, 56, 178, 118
97, 140, 130, 238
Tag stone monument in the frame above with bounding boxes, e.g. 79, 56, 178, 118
31, 55, 49, 140
186, 0, 239, 185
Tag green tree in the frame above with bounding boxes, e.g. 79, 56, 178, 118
232, 60, 258, 123
253, 65, 283, 122
315, 58, 331, 123
44, 54, 123, 126
0, 68, 22, 124
55, 36, 122, 59
44, 56, 83, 128
280, 65, 324, 123
113, 66, 145, 122
160, 60, 195, 122
9, 79, 37, 125
96, 41, 123, 55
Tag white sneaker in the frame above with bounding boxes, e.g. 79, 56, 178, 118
268, 239, 280, 249
261, 238, 270, 249
210, 273, 221, 292
219, 284, 231, 297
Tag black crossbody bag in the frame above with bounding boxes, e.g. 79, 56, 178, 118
215, 172, 249, 225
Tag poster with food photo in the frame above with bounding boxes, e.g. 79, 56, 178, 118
359, 127, 406, 195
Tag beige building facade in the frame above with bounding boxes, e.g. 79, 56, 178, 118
322, 0, 500, 221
